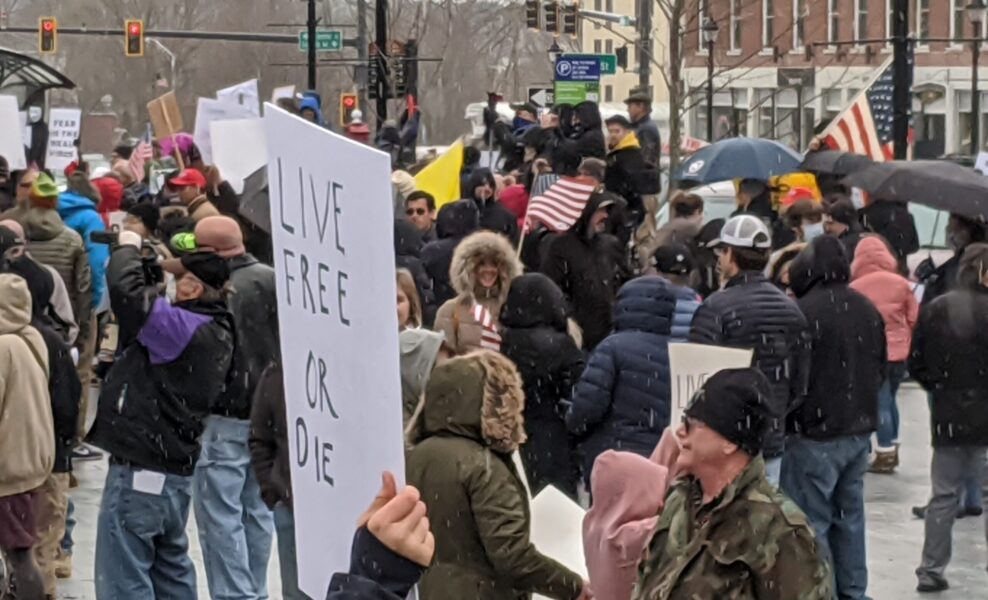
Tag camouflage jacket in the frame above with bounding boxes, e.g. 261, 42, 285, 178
635, 456, 832, 600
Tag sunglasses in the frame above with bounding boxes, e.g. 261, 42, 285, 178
406, 207, 427, 216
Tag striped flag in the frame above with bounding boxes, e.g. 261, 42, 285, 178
471, 303, 501, 351
129, 139, 154, 183
818, 53, 913, 161
524, 175, 598, 233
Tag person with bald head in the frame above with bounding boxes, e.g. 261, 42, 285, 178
190, 216, 280, 599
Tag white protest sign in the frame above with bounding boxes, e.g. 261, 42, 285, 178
193, 97, 254, 165
211, 119, 267, 194
271, 84, 297, 103
0, 97, 27, 170
668, 343, 754, 426
18, 111, 31, 151
217, 78, 260, 118
45, 108, 82, 173
265, 104, 405, 599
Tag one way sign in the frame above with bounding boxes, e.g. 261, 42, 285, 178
528, 87, 554, 109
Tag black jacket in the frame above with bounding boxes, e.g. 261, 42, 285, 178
556, 101, 607, 161
631, 114, 662, 169
395, 220, 437, 325
421, 200, 480, 307
214, 254, 279, 419
325, 527, 425, 600
249, 363, 291, 509
689, 271, 810, 458
87, 245, 235, 476
38, 321, 81, 473
909, 285, 988, 447
463, 169, 519, 244
920, 252, 961, 305
605, 142, 659, 216
788, 236, 886, 440
500, 273, 584, 500
860, 200, 919, 268
540, 193, 628, 351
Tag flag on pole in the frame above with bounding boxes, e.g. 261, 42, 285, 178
524, 175, 598, 233
818, 54, 912, 161
129, 127, 154, 183
414, 140, 464, 209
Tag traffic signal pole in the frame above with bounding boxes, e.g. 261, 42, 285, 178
375, 0, 388, 127
892, 0, 910, 159
637, 0, 652, 92
307, 0, 318, 90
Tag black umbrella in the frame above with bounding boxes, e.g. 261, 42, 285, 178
239, 166, 270, 234
842, 160, 988, 221
800, 150, 874, 176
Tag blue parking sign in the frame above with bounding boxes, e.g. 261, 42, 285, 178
554, 56, 601, 82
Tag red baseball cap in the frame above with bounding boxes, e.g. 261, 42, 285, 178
170, 168, 206, 189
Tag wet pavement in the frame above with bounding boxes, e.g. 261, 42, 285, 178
57, 382, 986, 599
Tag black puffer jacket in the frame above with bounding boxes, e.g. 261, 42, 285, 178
464, 169, 519, 244
860, 200, 919, 270
500, 273, 584, 500
540, 192, 628, 351
421, 200, 480, 306
87, 245, 235, 475
395, 220, 437, 325
910, 245, 988, 447
214, 254, 279, 419
689, 271, 810, 458
788, 236, 886, 440
556, 101, 606, 161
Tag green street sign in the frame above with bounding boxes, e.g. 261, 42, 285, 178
562, 53, 617, 75
299, 30, 343, 52
554, 81, 601, 105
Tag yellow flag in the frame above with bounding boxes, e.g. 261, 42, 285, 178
414, 140, 463, 209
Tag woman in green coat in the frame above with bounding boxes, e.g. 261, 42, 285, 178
406, 350, 586, 600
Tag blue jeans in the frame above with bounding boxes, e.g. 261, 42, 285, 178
764, 456, 782, 487
61, 496, 75, 555
193, 416, 274, 600
876, 362, 907, 449
94, 463, 196, 600
274, 504, 309, 600
781, 435, 870, 600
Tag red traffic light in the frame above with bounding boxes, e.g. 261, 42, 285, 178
342, 96, 356, 108
129, 23, 141, 35
42, 20, 55, 32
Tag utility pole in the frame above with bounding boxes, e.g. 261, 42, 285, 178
307, 0, 317, 90
375, 0, 388, 127
891, 0, 910, 159
357, 0, 368, 114
637, 0, 652, 92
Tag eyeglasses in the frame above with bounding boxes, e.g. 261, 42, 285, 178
406, 207, 427, 216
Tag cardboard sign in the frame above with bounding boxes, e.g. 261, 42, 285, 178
217, 79, 261, 118
271, 85, 297, 103
211, 119, 267, 194
45, 108, 82, 174
147, 91, 184, 139
193, 98, 255, 165
0, 97, 27, 170
265, 104, 405, 599
668, 343, 754, 426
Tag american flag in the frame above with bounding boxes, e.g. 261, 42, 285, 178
128, 139, 154, 183
524, 175, 598, 233
819, 54, 913, 161
472, 303, 501, 351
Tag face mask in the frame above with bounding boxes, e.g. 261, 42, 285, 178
28, 107, 42, 123
512, 116, 531, 131
850, 187, 866, 209
802, 221, 825, 242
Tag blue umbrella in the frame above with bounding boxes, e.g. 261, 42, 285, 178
675, 138, 803, 185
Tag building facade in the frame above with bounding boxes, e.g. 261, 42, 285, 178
682, 0, 986, 156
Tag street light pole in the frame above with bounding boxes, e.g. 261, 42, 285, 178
702, 18, 719, 142
968, 1, 986, 156
307, 0, 317, 90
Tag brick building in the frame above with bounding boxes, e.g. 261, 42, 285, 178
682, 0, 986, 156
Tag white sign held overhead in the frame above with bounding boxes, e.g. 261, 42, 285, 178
667, 343, 754, 426
271, 85, 297, 103
45, 108, 82, 174
194, 98, 255, 165
210, 119, 267, 195
0, 97, 27, 170
216, 79, 261, 117
265, 104, 405, 599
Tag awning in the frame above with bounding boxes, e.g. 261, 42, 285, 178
0, 47, 76, 107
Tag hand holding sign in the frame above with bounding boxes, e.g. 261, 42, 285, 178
361, 471, 435, 567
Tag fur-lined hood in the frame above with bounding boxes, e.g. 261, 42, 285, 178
418, 350, 526, 453
449, 230, 522, 307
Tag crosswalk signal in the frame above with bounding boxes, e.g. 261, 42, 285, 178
562, 2, 579, 36
526, 0, 541, 30
39, 17, 57, 54
125, 19, 144, 57
340, 92, 359, 124
544, 1, 560, 35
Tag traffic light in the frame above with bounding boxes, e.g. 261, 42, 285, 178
616, 46, 629, 69
562, 2, 579, 36
526, 0, 541, 30
340, 93, 359, 124
39, 17, 57, 54
125, 19, 144, 57
544, 1, 560, 35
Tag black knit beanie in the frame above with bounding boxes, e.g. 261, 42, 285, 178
684, 368, 771, 456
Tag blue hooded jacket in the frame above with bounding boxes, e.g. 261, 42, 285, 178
57, 190, 108, 308
299, 92, 325, 127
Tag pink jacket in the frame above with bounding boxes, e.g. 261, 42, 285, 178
850, 236, 919, 362
583, 430, 678, 600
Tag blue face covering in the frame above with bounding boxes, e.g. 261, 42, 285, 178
513, 116, 533, 131
802, 221, 825, 242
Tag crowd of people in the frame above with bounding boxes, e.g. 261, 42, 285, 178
0, 86, 986, 600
